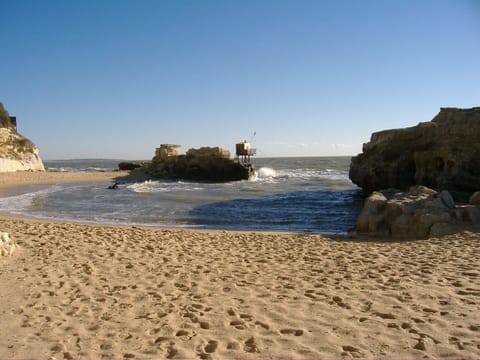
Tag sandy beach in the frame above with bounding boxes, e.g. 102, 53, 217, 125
0, 171, 131, 197
0, 172, 479, 359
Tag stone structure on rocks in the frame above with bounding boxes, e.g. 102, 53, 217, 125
145, 144, 254, 182
154, 144, 181, 160
355, 186, 480, 238
0, 102, 45, 172
350, 107, 480, 202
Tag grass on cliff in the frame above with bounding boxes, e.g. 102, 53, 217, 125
0, 102, 37, 159
0, 102, 14, 129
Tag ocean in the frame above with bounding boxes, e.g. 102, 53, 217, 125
0, 157, 364, 234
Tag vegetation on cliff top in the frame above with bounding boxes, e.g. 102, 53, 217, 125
0, 102, 14, 129
0, 102, 37, 159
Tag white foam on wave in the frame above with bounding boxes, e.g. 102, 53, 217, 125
127, 180, 158, 193
127, 180, 206, 193
0, 184, 64, 213
256, 167, 277, 178
252, 166, 350, 184
47, 167, 72, 172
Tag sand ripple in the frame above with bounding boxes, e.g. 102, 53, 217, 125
0, 216, 479, 358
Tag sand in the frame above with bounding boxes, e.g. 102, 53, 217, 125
0, 172, 479, 359
0, 171, 130, 197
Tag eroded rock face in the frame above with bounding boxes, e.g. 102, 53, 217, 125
349, 107, 480, 202
0, 103, 45, 172
355, 186, 480, 238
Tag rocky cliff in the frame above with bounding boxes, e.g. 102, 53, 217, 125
349, 107, 480, 202
0, 103, 45, 172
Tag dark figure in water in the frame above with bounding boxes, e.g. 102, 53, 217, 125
107, 182, 119, 190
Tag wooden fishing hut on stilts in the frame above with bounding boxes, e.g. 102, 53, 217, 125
236, 140, 256, 165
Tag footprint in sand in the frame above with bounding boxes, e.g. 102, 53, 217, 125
230, 320, 245, 329
199, 321, 210, 329
227, 341, 239, 350
413, 338, 426, 351
280, 328, 304, 336
239, 313, 252, 321
373, 311, 396, 320
154, 336, 170, 344
204, 340, 218, 353
449, 336, 466, 350
183, 312, 199, 323
175, 329, 191, 340
244, 337, 259, 353
255, 320, 270, 330
342, 345, 360, 353
191, 303, 203, 311
332, 295, 351, 309
166, 345, 178, 359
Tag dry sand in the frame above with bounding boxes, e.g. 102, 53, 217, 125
0, 172, 479, 359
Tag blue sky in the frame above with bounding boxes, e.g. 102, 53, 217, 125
1, 0, 479, 160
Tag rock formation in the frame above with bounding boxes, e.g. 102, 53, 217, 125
145, 144, 254, 182
349, 107, 480, 202
0, 232, 18, 256
118, 161, 149, 171
356, 186, 480, 238
0, 103, 45, 172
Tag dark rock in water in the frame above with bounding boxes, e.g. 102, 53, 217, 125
355, 185, 480, 238
349, 107, 480, 202
118, 161, 148, 171
470, 191, 480, 205
107, 182, 119, 190
145, 145, 254, 182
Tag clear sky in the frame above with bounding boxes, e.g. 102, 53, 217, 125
1, 0, 479, 160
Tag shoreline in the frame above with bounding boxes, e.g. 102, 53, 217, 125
0, 170, 132, 197
0, 171, 479, 358
0, 171, 298, 235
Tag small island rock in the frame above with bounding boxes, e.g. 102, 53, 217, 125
145, 144, 254, 182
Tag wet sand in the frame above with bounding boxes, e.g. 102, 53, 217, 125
0, 172, 479, 358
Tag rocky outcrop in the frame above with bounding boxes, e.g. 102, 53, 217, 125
355, 186, 480, 238
349, 107, 480, 202
118, 161, 149, 171
146, 145, 254, 182
0, 103, 45, 172
0, 232, 18, 256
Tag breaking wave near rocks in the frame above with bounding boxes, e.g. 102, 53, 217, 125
0, 157, 363, 234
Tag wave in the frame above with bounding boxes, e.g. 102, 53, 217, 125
47, 166, 115, 172
127, 180, 156, 193
0, 184, 65, 213
256, 167, 277, 178
254, 166, 349, 182
126, 180, 205, 194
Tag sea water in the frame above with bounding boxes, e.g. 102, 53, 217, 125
0, 157, 364, 234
